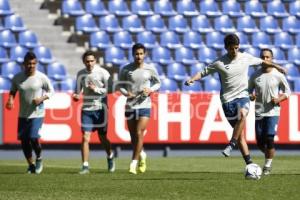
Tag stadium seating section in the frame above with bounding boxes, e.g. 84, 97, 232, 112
0, 0, 300, 93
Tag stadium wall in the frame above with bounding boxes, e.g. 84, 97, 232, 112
1, 92, 300, 145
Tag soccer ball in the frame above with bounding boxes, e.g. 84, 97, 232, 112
244, 163, 262, 180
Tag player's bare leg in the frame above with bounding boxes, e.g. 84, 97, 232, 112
98, 134, 115, 172
79, 132, 91, 174
237, 131, 253, 165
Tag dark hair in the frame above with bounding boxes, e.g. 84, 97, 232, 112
224, 34, 240, 48
24, 52, 37, 63
82, 50, 96, 62
132, 43, 146, 55
260, 48, 273, 57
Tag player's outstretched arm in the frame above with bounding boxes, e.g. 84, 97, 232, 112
185, 72, 202, 86
262, 61, 287, 75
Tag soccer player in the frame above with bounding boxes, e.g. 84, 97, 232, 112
185, 34, 286, 165
5, 52, 54, 174
119, 43, 161, 174
249, 48, 291, 175
73, 51, 115, 174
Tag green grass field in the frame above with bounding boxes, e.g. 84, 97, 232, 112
0, 156, 299, 200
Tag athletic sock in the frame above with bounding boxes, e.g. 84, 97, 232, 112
229, 138, 237, 148
243, 155, 253, 165
264, 159, 273, 167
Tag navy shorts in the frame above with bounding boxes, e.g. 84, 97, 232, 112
255, 116, 279, 138
125, 108, 151, 120
81, 109, 107, 134
222, 97, 250, 127
18, 117, 43, 140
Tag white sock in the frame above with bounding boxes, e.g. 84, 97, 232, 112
83, 161, 89, 167
140, 151, 147, 160
130, 160, 138, 167
108, 152, 114, 159
264, 159, 273, 167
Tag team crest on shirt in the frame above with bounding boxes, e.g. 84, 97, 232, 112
224, 65, 230, 70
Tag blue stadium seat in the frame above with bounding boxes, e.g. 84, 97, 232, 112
19, 30, 39, 48
131, 0, 153, 16
274, 32, 293, 50
244, 47, 260, 57
190, 63, 205, 76
267, 0, 289, 18
183, 31, 205, 49
4, 14, 26, 32
166, 63, 188, 81
151, 62, 165, 78
136, 31, 157, 49
214, 15, 236, 34
199, 0, 222, 17
122, 15, 144, 33
176, 0, 199, 16
288, 47, 300, 65
206, 32, 224, 50
251, 32, 272, 49
204, 77, 220, 93
105, 47, 128, 65
0, 76, 11, 92
244, 0, 267, 18
99, 15, 121, 33
237, 16, 258, 34
168, 15, 189, 33
0, 46, 9, 63
46, 62, 67, 80
85, 0, 108, 16
89, 31, 111, 50
289, 1, 300, 18
75, 14, 99, 34
271, 47, 287, 65
235, 32, 251, 49
33, 46, 54, 64
108, 0, 131, 16
296, 33, 300, 47
62, 0, 85, 17
160, 31, 182, 49
222, 0, 244, 17
153, 0, 177, 16
10, 45, 29, 63
36, 63, 46, 74
113, 31, 133, 49
282, 16, 300, 34
198, 47, 217, 64
0, 0, 13, 16
181, 81, 202, 93
0, 29, 17, 48
1, 61, 21, 79
151, 46, 173, 65
175, 47, 198, 65
260, 16, 281, 34
60, 77, 75, 92
248, 66, 256, 77
145, 15, 167, 33
159, 78, 178, 92
293, 79, 300, 92
191, 15, 213, 33
284, 64, 300, 80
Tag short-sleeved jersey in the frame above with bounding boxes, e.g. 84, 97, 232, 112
200, 52, 262, 103
10, 71, 54, 118
75, 66, 110, 111
119, 63, 161, 109
249, 68, 291, 117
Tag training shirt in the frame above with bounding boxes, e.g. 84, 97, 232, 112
10, 71, 54, 118
249, 68, 291, 117
119, 63, 161, 109
200, 52, 263, 103
75, 65, 110, 111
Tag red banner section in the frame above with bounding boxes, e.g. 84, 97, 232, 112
2, 92, 300, 144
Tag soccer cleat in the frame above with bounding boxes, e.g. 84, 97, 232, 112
138, 153, 147, 173
27, 164, 36, 174
35, 159, 43, 174
107, 157, 115, 173
222, 145, 233, 157
79, 166, 90, 174
263, 166, 272, 175
129, 163, 137, 175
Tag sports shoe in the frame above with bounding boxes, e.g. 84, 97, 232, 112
129, 163, 137, 175
263, 166, 272, 175
79, 166, 90, 174
35, 159, 43, 174
138, 153, 147, 173
222, 145, 233, 157
27, 164, 36, 174
107, 156, 115, 173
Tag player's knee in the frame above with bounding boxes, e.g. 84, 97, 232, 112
266, 136, 275, 149
238, 109, 248, 121
82, 133, 90, 143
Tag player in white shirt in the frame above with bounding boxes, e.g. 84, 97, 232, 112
73, 51, 115, 174
249, 48, 291, 175
119, 43, 161, 174
6, 52, 54, 174
186, 34, 286, 165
